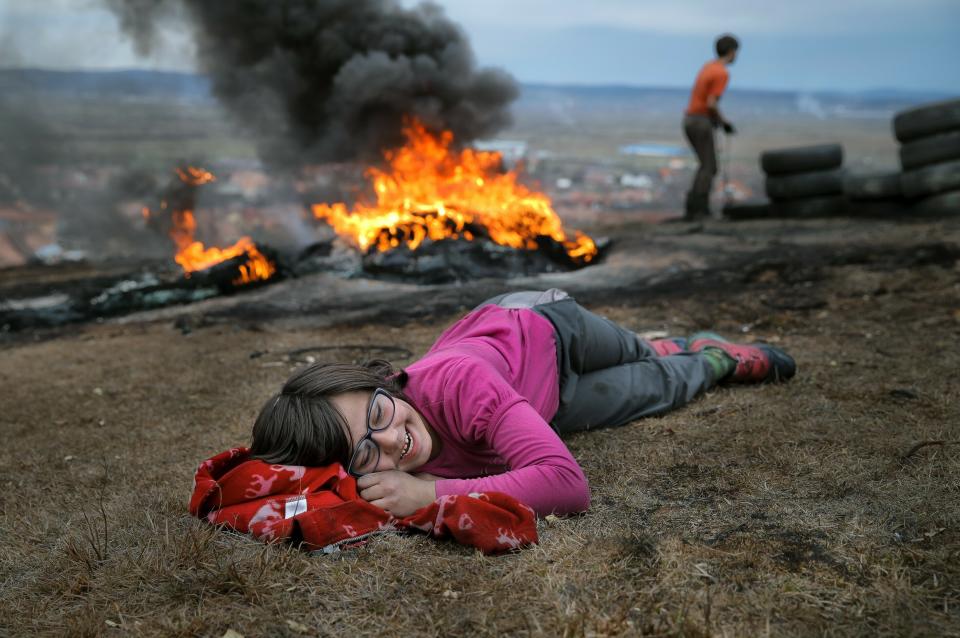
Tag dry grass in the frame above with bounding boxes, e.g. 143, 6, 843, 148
2, 221, 959, 637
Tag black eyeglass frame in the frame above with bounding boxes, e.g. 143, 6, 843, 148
346, 388, 396, 477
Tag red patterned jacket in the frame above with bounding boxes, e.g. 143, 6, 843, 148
189, 447, 538, 554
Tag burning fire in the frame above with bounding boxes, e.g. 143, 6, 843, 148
311, 119, 597, 264
145, 167, 276, 285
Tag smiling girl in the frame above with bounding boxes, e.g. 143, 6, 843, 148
250, 289, 795, 517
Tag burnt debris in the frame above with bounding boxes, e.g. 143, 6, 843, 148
365, 238, 554, 285
0, 236, 606, 331
363, 235, 608, 284
0, 244, 282, 331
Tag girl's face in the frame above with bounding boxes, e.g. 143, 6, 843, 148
331, 391, 438, 474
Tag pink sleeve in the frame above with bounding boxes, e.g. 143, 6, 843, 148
433, 395, 591, 517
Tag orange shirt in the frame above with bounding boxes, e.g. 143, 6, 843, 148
686, 60, 729, 116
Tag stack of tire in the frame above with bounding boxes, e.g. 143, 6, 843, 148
842, 170, 903, 210
894, 98, 960, 214
760, 144, 847, 218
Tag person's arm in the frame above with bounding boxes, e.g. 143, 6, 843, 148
355, 400, 588, 517
707, 95, 735, 134
706, 67, 735, 133
433, 397, 591, 517
359, 356, 590, 517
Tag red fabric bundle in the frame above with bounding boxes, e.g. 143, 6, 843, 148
189, 447, 538, 554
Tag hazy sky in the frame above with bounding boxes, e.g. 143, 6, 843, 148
2, 0, 958, 92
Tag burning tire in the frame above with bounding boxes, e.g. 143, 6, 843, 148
894, 98, 960, 143
843, 171, 903, 200
761, 144, 843, 176
771, 195, 848, 219
900, 159, 960, 199
765, 168, 845, 201
899, 130, 960, 171
911, 189, 960, 215
360, 236, 601, 284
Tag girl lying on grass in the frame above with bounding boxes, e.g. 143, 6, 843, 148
251, 289, 795, 518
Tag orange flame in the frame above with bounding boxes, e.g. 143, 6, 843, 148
151, 167, 276, 286
311, 119, 597, 264
176, 166, 216, 186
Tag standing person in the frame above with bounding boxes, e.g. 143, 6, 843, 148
683, 34, 739, 220
250, 289, 795, 518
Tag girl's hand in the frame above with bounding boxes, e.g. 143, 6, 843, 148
357, 471, 437, 517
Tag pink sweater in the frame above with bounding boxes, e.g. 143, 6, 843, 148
405, 305, 590, 516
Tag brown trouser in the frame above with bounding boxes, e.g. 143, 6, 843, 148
683, 114, 716, 217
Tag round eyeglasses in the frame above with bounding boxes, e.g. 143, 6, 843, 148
346, 388, 396, 477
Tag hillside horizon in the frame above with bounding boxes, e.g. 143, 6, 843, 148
1, 67, 954, 105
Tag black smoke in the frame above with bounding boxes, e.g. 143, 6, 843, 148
105, 0, 519, 166
0, 98, 61, 205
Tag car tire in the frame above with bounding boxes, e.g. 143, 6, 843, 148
761, 144, 843, 176
843, 171, 902, 200
899, 130, 960, 171
766, 169, 845, 200
893, 98, 960, 143
900, 159, 960, 199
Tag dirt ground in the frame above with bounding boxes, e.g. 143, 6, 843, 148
1, 213, 959, 637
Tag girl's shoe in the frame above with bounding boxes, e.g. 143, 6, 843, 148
689, 331, 796, 383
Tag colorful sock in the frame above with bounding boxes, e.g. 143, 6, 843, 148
649, 337, 688, 356
689, 331, 727, 346
700, 346, 736, 382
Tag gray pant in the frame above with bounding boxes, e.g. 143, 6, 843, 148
480, 290, 716, 434
683, 114, 717, 217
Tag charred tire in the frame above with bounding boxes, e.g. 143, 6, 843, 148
893, 98, 960, 143
765, 169, 844, 201
772, 195, 848, 218
722, 202, 771, 220
761, 144, 843, 176
899, 130, 960, 170
843, 171, 902, 200
912, 189, 960, 215
900, 159, 960, 198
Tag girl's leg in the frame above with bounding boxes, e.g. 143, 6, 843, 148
534, 298, 654, 372
552, 355, 717, 432
535, 297, 729, 433
478, 292, 720, 432
481, 290, 682, 363
552, 331, 796, 433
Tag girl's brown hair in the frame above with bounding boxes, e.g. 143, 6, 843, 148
250, 359, 408, 467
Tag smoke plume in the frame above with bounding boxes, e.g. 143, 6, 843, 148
105, 0, 519, 166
